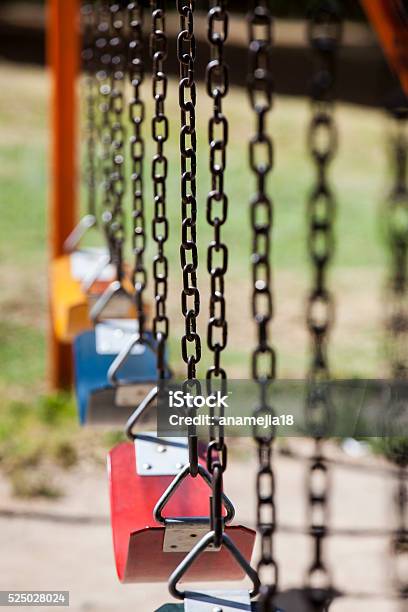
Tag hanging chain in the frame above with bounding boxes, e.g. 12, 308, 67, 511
247, 1, 277, 607
98, 1, 116, 259
128, 1, 146, 332
387, 116, 408, 380
106, 1, 127, 281
205, 0, 229, 475
81, 1, 98, 221
385, 110, 408, 602
394, 465, 408, 601
305, 1, 342, 606
150, 0, 169, 377
178, 1, 201, 476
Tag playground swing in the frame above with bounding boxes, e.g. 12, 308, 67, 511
107, 0, 258, 589
47, 0, 408, 608
73, 1, 158, 425
50, 4, 118, 345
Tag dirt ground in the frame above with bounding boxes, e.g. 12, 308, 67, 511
0, 439, 403, 612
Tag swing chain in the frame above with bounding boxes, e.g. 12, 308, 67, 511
107, 1, 127, 282
305, 0, 341, 604
387, 116, 408, 379
98, 2, 116, 261
205, 0, 229, 471
151, 0, 169, 377
81, 2, 98, 221
128, 0, 146, 333
386, 110, 408, 599
247, 1, 278, 607
178, 1, 201, 476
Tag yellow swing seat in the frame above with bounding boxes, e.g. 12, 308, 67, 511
50, 251, 115, 343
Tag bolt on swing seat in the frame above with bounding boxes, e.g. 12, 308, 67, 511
108, 437, 256, 584
73, 282, 156, 425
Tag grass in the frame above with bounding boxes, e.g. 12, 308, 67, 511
0, 61, 400, 495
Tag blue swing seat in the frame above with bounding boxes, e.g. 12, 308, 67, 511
73, 321, 157, 425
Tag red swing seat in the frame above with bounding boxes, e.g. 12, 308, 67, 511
108, 441, 256, 583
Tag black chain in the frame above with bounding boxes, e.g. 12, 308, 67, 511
394, 466, 408, 600
385, 110, 408, 601
305, 1, 342, 607
205, 0, 229, 475
247, 1, 277, 608
150, 0, 169, 377
98, 2, 116, 261
128, 1, 146, 333
178, 1, 201, 476
81, 2, 98, 221
387, 116, 408, 379
106, 1, 127, 282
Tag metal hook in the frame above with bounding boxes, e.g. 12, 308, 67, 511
107, 332, 157, 385
63, 214, 96, 253
125, 385, 159, 440
90, 280, 132, 323
81, 251, 111, 293
154, 463, 235, 525
168, 530, 260, 600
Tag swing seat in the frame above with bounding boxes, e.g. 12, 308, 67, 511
73, 323, 157, 425
108, 440, 256, 583
50, 251, 115, 343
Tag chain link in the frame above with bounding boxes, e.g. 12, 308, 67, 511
128, 1, 146, 331
150, 0, 169, 377
305, 1, 342, 606
247, 1, 278, 607
178, 0, 201, 476
205, 0, 229, 474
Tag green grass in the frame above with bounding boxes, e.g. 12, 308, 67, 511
0, 62, 400, 494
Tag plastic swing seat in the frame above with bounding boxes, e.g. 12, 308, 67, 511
73, 319, 157, 425
108, 437, 256, 583
50, 249, 115, 343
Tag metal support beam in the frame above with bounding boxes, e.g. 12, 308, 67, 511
48, 0, 80, 389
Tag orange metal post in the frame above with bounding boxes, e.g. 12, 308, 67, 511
361, 0, 408, 96
48, 0, 80, 389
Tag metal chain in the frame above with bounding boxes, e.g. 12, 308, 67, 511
394, 466, 408, 602
106, 1, 127, 281
81, 1, 98, 221
205, 0, 229, 475
385, 110, 408, 602
387, 116, 408, 379
177, 0, 201, 476
128, 1, 146, 332
150, 0, 169, 377
98, 1, 116, 259
247, 1, 278, 607
305, 1, 342, 607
